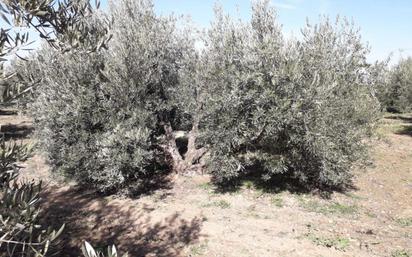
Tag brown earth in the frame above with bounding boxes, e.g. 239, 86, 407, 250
1, 111, 411, 257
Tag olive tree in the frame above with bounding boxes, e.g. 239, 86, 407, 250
29, 0, 205, 193
25, 0, 381, 193
386, 57, 412, 113
201, 1, 380, 188
0, 1, 119, 256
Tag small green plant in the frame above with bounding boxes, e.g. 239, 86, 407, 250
189, 241, 208, 256
391, 249, 411, 257
327, 203, 358, 215
299, 198, 358, 216
201, 200, 231, 209
215, 200, 231, 209
396, 217, 412, 227
307, 234, 350, 251
243, 180, 255, 190
199, 182, 213, 191
344, 192, 364, 200
271, 195, 284, 207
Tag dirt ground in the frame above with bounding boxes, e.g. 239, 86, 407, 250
1, 111, 411, 257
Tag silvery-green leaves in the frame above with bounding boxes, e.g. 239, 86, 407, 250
0, 137, 64, 257
82, 241, 128, 257
201, 1, 380, 188
381, 57, 412, 113
0, 0, 111, 56
20, 0, 382, 193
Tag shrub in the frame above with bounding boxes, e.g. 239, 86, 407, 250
24, 0, 380, 192
29, 0, 199, 193
201, 2, 380, 188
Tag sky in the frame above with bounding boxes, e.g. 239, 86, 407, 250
2, 0, 412, 63
145, 0, 412, 63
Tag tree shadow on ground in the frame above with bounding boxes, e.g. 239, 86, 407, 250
212, 167, 357, 199
40, 185, 204, 257
124, 171, 175, 199
0, 109, 18, 116
384, 114, 412, 124
395, 124, 412, 136
385, 114, 412, 136
0, 123, 33, 140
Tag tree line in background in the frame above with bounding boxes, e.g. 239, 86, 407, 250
0, 0, 410, 256
376, 57, 412, 113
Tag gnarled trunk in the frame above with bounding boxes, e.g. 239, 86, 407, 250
162, 120, 207, 175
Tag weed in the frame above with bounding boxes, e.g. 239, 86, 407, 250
215, 200, 231, 209
271, 195, 284, 207
391, 249, 411, 257
247, 205, 256, 212
307, 234, 350, 251
299, 198, 358, 215
199, 182, 218, 196
189, 241, 208, 256
327, 203, 358, 215
201, 200, 231, 209
243, 180, 254, 190
199, 182, 212, 191
396, 217, 412, 227
344, 192, 364, 200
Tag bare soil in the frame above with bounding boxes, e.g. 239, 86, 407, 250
2, 111, 411, 257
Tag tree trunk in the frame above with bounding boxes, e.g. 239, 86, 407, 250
163, 123, 187, 174
162, 120, 207, 175
184, 117, 207, 165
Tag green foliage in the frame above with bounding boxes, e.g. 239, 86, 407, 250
18, 0, 380, 192
391, 249, 411, 257
396, 217, 412, 227
0, 138, 32, 186
270, 195, 283, 207
386, 57, 412, 113
0, 137, 63, 257
28, 0, 195, 193
0, 1, 125, 256
0, 0, 111, 105
299, 198, 358, 215
0, 137, 125, 257
201, 199, 231, 209
202, 1, 380, 188
82, 241, 128, 257
306, 233, 350, 251
0, 181, 64, 257
0, 0, 110, 56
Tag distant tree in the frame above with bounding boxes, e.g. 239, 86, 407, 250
386, 57, 412, 113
